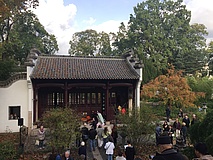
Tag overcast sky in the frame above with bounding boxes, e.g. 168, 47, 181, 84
32, 0, 213, 55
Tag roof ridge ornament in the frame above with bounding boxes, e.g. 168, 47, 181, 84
122, 49, 134, 58
25, 48, 41, 66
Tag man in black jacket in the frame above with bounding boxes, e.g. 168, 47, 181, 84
81, 123, 89, 143
88, 126, 97, 151
153, 135, 186, 160
125, 140, 135, 160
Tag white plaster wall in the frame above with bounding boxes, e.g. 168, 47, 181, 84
0, 80, 28, 133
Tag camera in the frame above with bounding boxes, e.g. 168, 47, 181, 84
149, 155, 154, 159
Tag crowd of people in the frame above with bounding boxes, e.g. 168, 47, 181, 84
79, 119, 127, 160
157, 108, 198, 147
36, 108, 212, 160
76, 112, 138, 160
153, 108, 213, 160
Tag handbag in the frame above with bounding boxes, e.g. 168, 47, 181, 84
35, 140, 39, 146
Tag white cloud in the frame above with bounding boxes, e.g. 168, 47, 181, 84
83, 17, 96, 26
32, 0, 77, 55
32, 0, 126, 55
184, 0, 213, 41
86, 20, 128, 34
32, 0, 213, 55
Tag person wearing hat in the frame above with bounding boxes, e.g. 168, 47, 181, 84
194, 142, 213, 160
152, 135, 186, 160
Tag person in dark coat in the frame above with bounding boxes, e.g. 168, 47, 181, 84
153, 135, 186, 160
91, 117, 98, 129
178, 109, 184, 118
78, 141, 87, 160
181, 122, 187, 144
111, 125, 118, 146
162, 121, 169, 133
125, 140, 135, 160
165, 106, 171, 122
81, 123, 89, 143
88, 126, 97, 151
182, 115, 190, 128
168, 125, 174, 145
155, 123, 162, 146
191, 114, 197, 125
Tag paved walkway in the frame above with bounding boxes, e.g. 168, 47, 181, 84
92, 148, 104, 160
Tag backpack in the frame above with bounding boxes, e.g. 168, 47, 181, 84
55, 154, 62, 160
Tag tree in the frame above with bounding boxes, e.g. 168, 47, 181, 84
206, 41, 213, 75
141, 65, 204, 108
69, 29, 111, 56
41, 108, 81, 153
171, 23, 208, 74
69, 29, 98, 56
111, 22, 131, 56
0, 10, 58, 64
0, 0, 39, 24
0, 0, 58, 64
0, 60, 15, 80
187, 76, 213, 102
112, 0, 208, 80
0, 0, 39, 60
13, 11, 58, 62
116, 106, 157, 145
96, 31, 111, 56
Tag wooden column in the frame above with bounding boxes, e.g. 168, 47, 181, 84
64, 82, 68, 107
105, 82, 109, 121
128, 87, 133, 112
33, 86, 38, 122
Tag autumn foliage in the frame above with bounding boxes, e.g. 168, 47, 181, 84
141, 65, 205, 107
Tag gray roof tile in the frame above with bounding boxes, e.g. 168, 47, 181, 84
30, 56, 139, 80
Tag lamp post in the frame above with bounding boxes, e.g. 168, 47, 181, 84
18, 118, 24, 153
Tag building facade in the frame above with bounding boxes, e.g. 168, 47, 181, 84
0, 49, 142, 133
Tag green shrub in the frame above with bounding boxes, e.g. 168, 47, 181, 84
182, 146, 195, 160
116, 106, 157, 145
189, 122, 200, 144
205, 134, 213, 155
189, 110, 213, 155
0, 141, 19, 160
42, 108, 81, 154
198, 110, 213, 140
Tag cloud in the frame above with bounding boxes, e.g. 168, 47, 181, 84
83, 17, 96, 26
32, 0, 213, 55
32, 0, 77, 55
86, 20, 128, 34
184, 0, 213, 42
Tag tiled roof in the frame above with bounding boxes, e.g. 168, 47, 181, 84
30, 56, 140, 80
